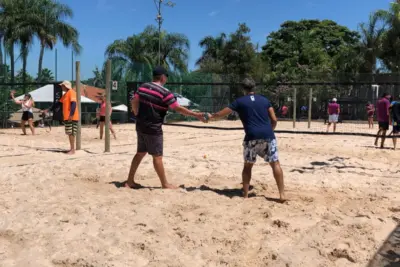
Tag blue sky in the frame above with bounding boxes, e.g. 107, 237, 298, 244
14, 0, 390, 81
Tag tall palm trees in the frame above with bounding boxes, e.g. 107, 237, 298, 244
0, 0, 80, 83
375, 1, 400, 72
105, 25, 190, 80
34, 0, 81, 80
359, 12, 386, 73
196, 33, 227, 72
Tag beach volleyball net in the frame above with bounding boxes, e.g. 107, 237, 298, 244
127, 73, 400, 137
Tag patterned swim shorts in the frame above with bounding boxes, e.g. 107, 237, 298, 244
243, 139, 279, 163
64, 121, 78, 136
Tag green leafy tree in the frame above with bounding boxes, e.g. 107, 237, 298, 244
262, 20, 361, 81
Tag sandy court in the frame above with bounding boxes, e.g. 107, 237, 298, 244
0, 120, 399, 267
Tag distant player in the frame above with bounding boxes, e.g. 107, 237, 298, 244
326, 98, 340, 133
10, 91, 35, 135
389, 97, 400, 150
375, 93, 391, 148
280, 105, 288, 118
366, 101, 375, 129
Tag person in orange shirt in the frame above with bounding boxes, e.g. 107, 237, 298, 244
58, 80, 79, 154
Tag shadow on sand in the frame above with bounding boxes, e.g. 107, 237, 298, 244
109, 181, 161, 190
181, 185, 284, 203
368, 224, 400, 267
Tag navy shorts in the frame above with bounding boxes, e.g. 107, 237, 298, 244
137, 132, 163, 156
393, 124, 400, 134
21, 111, 33, 121
379, 121, 389, 130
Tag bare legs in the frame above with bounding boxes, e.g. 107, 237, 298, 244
126, 153, 146, 188
152, 156, 177, 189
326, 122, 337, 133
28, 119, 35, 135
20, 119, 35, 135
368, 117, 374, 129
100, 122, 116, 140
100, 121, 104, 139
242, 161, 286, 202
375, 128, 387, 148
67, 135, 75, 155
126, 153, 177, 189
393, 134, 398, 150
20, 120, 26, 135
242, 163, 253, 198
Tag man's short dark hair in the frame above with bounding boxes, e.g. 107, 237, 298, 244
153, 75, 162, 82
242, 78, 256, 92
382, 93, 389, 98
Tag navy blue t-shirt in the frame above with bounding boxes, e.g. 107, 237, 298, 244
229, 94, 275, 141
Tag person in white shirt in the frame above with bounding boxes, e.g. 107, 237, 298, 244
10, 91, 35, 135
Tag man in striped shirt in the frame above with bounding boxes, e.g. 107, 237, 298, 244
126, 66, 206, 189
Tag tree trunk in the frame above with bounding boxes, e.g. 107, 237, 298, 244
22, 44, 28, 93
0, 39, 3, 79
10, 44, 14, 84
38, 41, 45, 81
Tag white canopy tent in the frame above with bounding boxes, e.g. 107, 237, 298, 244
112, 104, 128, 112
15, 84, 95, 103
173, 93, 198, 107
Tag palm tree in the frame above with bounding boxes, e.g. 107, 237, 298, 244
105, 34, 154, 81
0, 0, 22, 83
196, 33, 227, 67
359, 12, 387, 73
376, 1, 400, 71
37, 68, 54, 82
33, 0, 81, 80
0, 0, 40, 85
105, 26, 190, 80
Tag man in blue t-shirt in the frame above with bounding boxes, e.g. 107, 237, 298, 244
208, 78, 285, 202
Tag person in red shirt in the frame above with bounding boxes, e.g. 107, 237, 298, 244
366, 102, 375, 129
375, 93, 391, 148
326, 98, 340, 133
280, 105, 288, 118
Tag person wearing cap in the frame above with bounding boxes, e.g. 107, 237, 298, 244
326, 98, 340, 133
126, 66, 207, 189
207, 78, 286, 202
10, 91, 35, 135
375, 93, 391, 148
389, 96, 400, 150
45, 81, 79, 154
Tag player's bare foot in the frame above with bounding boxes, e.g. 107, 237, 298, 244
279, 194, 287, 203
374, 141, 378, 146
66, 150, 75, 155
162, 183, 178, 189
125, 182, 142, 189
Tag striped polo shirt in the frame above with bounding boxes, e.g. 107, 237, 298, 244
134, 82, 179, 135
